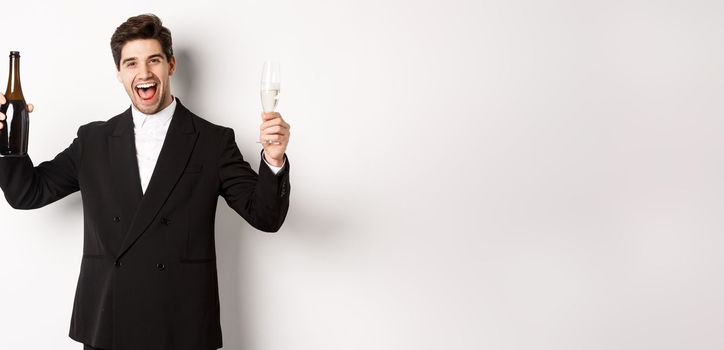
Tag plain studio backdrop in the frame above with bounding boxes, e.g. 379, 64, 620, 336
1, 0, 723, 349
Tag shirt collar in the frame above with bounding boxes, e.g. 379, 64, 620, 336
131, 97, 177, 129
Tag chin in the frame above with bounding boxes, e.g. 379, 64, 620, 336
134, 102, 160, 114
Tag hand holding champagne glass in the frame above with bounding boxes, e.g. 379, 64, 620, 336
257, 61, 290, 167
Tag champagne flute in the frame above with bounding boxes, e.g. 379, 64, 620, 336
258, 61, 281, 145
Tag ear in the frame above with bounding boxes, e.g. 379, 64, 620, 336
168, 56, 176, 76
116, 66, 122, 83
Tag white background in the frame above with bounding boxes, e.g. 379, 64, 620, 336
1, 0, 724, 349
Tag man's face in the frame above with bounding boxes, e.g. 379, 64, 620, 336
116, 38, 176, 114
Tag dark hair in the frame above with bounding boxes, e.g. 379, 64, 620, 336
110, 14, 173, 70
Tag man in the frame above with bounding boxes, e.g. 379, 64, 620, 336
0, 14, 290, 350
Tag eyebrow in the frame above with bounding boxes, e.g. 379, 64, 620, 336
121, 57, 137, 65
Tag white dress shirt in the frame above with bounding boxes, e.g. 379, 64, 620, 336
131, 98, 283, 194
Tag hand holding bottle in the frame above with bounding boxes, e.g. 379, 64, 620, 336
0, 93, 33, 130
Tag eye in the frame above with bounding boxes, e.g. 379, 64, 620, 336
126, 61, 136, 68
150, 58, 160, 63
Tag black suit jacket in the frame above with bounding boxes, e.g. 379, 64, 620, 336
0, 98, 290, 350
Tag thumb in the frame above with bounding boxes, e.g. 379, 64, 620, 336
27, 103, 34, 113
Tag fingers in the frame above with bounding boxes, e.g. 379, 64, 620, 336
259, 125, 289, 144
0, 101, 34, 130
260, 121, 290, 139
261, 112, 281, 121
261, 112, 281, 118
260, 128, 290, 142
260, 118, 290, 131
0, 99, 34, 113
261, 118, 289, 131
0, 97, 33, 133
263, 125, 285, 134
260, 112, 289, 133
259, 134, 283, 143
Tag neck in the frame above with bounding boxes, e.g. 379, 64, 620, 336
158, 94, 174, 112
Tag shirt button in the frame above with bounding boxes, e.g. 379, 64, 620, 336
156, 263, 166, 271
114, 260, 122, 268
113, 216, 121, 223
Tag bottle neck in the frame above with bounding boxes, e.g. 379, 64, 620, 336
5, 54, 23, 99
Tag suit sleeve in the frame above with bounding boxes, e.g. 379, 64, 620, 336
218, 127, 290, 232
0, 126, 83, 209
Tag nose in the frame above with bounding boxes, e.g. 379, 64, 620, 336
138, 62, 153, 79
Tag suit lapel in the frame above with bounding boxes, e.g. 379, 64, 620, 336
117, 99, 200, 259
108, 108, 143, 233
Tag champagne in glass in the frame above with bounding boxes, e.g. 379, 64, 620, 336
261, 61, 280, 112
260, 61, 280, 144
261, 88, 279, 113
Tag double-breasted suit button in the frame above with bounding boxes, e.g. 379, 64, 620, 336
161, 217, 170, 226
113, 216, 121, 223
156, 263, 166, 271
114, 260, 122, 268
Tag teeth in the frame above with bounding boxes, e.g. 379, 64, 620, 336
135, 82, 157, 89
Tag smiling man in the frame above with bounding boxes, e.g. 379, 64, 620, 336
0, 14, 291, 350
118, 40, 174, 115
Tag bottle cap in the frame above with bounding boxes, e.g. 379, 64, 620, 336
9, 51, 20, 56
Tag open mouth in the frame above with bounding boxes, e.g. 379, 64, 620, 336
135, 81, 158, 101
